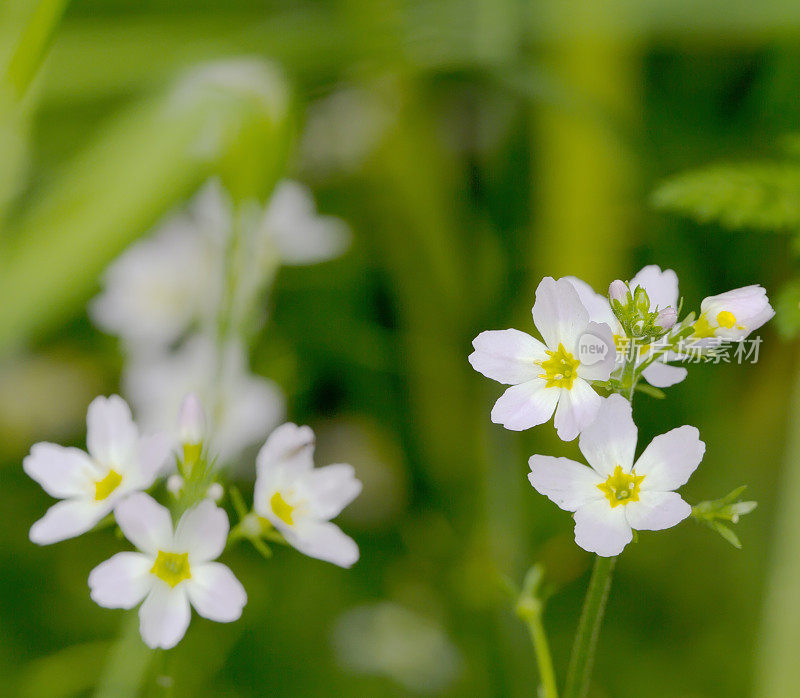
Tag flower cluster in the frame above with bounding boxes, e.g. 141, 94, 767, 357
470, 266, 772, 555
24, 394, 362, 648
91, 179, 349, 463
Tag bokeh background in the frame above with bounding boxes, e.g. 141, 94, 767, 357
2, 1, 800, 696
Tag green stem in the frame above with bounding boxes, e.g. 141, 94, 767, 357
519, 607, 559, 698
563, 555, 617, 698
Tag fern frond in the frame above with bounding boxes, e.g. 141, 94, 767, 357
652, 162, 800, 232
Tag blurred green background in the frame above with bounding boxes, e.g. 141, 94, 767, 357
2, 1, 800, 696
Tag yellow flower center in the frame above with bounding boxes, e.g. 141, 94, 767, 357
538, 343, 580, 390
717, 310, 736, 328
597, 465, 645, 508
271, 491, 296, 526
94, 469, 123, 501
150, 551, 192, 588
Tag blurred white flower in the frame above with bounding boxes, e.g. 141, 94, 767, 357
177, 393, 207, 447
254, 423, 361, 567
529, 395, 705, 557
333, 603, 462, 694
90, 181, 229, 348
469, 276, 616, 441
693, 285, 775, 340
23, 396, 169, 545
89, 493, 246, 649
124, 336, 284, 464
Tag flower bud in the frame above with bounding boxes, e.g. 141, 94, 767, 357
609, 280, 627, 305
167, 474, 184, 494
655, 307, 678, 332
207, 483, 224, 502
178, 393, 206, 446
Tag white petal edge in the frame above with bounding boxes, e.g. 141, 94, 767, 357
528, 456, 603, 511
139, 583, 191, 650
285, 521, 360, 568
114, 493, 174, 555
86, 395, 138, 466
624, 491, 691, 531
573, 500, 632, 557
468, 329, 548, 385
23, 443, 97, 499
553, 378, 601, 442
174, 500, 229, 563
532, 276, 590, 351
634, 425, 705, 492
30, 499, 107, 545
89, 552, 153, 609
490, 379, 559, 432
187, 562, 247, 622
629, 265, 679, 311
304, 464, 363, 520
256, 423, 316, 477
578, 394, 637, 476
641, 362, 687, 388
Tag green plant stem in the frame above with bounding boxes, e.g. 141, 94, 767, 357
519, 607, 559, 698
563, 555, 617, 698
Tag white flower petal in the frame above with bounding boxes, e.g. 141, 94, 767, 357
174, 500, 229, 563
304, 464, 363, 520
114, 493, 174, 555
629, 265, 679, 311
700, 285, 775, 339
285, 521, 360, 568
552, 378, 601, 442
187, 562, 247, 622
261, 180, 350, 265
641, 361, 687, 388
563, 276, 617, 327
634, 425, 705, 492
86, 395, 138, 466
468, 329, 548, 385
89, 552, 153, 609
578, 394, 636, 476
256, 423, 316, 477
30, 499, 107, 545
575, 321, 616, 381
624, 491, 691, 531
139, 584, 191, 650
528, 456, 603, 511
532, 277, 590, 351
23, 443, 97, 498
490, 379, 559, 431
131, 433, 172, 489
573, 500, 632, 557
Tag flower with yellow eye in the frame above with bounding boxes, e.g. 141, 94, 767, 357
528, 395, 705, 556
692, 285, 774, 341
254, 423, 362, 568
469, 277, 616, 441
89, 494, 246, 649
23, 396, 169, 545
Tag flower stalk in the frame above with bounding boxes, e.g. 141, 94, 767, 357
563, 555, 617, 698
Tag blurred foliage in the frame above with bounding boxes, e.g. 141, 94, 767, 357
2, 0, 800, 697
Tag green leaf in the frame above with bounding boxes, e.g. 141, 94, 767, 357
652, 162, 800, 232
711, 521, 742, 549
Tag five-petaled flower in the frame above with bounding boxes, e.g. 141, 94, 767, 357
692, 285, 774, 341
254, 423, 362, 567
528, 394, 705, 556
89, 493, 247, 649
24, 396, 169, 545
469, 276, 616, 441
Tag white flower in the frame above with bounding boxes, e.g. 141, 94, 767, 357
528, 394, 704, 556
693, 285, 775, 340
254, 423, 362, 567
89, 493, 246, 649
125, 336, 285, 464
177, 393, 207, 447
23, 396, 169, 545
258, 180, 350, 265
90, 182, 229, 348
567, 265, 687, 389
469, 277, 616, 441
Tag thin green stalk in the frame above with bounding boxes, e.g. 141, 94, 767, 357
519, 608, 559, 698
563, 555, 617, 698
